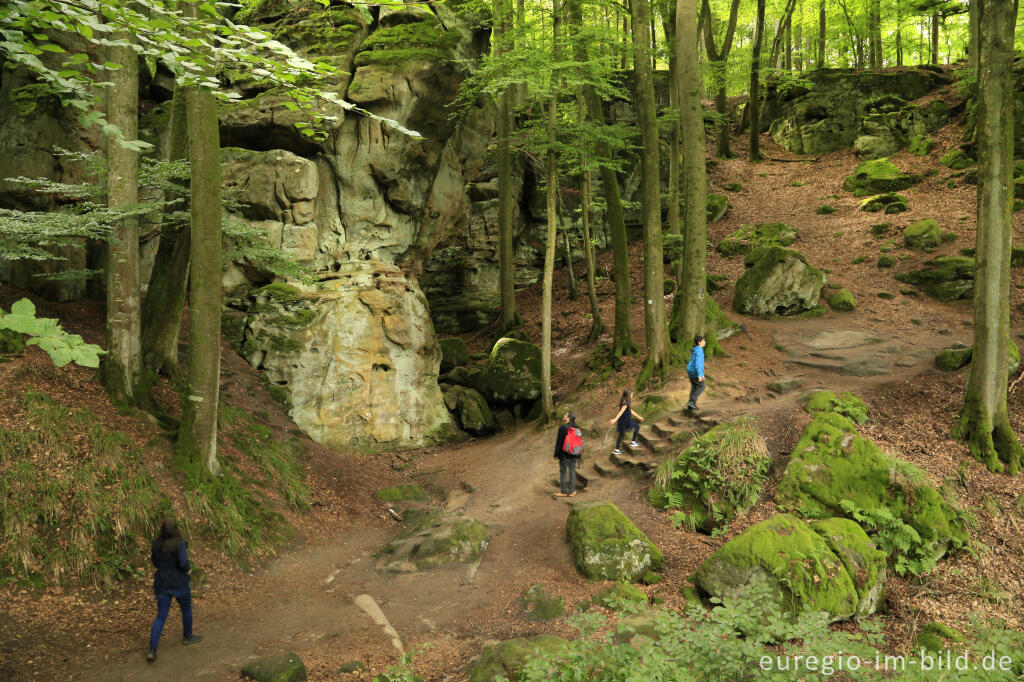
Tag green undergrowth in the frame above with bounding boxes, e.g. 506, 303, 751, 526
0, 392, 167, 587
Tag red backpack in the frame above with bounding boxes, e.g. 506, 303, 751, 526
562, 427, 583, 456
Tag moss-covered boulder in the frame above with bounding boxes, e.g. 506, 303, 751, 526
467, 635, 568, 682
904, 219, 941, 251
827, 289, 856, 311
776, 412, 968, 570
733, 246, 826, 316
843, 158, 921, 197
935, 344, 972, 371
647, 418, 770, 533
353, 16, 460, 68
803, 390, 869, 423
693, 514, 864, 623
566, 500, 663, 582
809, 518, 887, 618
595, 583, 648, 610
907, 134, 935, 155
376, 511, 490, 572
716, 222, 797, 257
706, 193, 730, 223
439, 337, 470, 373
520, 583, 564, 622
859, 192, 908, 213
476, 338, 550, 404
241, 652, 307, 682
441, 384, 498, 436
940, 148, 974, 170
895, 256, 975, 301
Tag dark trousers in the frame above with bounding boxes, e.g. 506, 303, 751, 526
688, 376, 705, 407
559, 457, 578, 493
149, 590, 193, 651
615, 427, 639, 449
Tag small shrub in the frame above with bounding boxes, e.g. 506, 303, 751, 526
816, 205, 836, 215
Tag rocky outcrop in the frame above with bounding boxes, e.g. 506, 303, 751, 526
733, 246, 825, 315
762, 67, 956, 157
376, 510, 490, 572
896, 256, 975, 301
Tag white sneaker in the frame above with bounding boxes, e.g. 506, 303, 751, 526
629, 441, 641, 448
612, 448, 623, 455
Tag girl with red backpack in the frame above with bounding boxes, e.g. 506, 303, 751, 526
554, 412, 583, 497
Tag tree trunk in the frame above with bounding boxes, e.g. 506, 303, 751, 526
701, 0, 741, 159
540, 0, 561, 420
673, 0, 708, 351
493, 0, 520, 335
871, 0, 882, 67
931, 12, 940, 65
749, 0, 765, 162
561, 219, 579, 301
663, 5, 683, 323
515, 0, 526, 106
632, 0, 669, 388
178, 80, 223, 477
784, 20, 792, 70
817, 0, 826, 68
104, 37, 141, 404
968, 0, 979, 70
794, 9, 803, 71
896, 12, 903, 67
141, 86, 190, 383
952, 0, 1023, 474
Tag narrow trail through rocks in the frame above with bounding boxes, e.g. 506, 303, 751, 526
77, 315, 964, 681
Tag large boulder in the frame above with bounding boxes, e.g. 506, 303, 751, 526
241, 652, 307, 682
733, 246, 826, 315
808, 518, 887, 618
475, 337, 550, 405
467, 635, 568, 682
693, 514, 881, 623
376, 510, 490, 572
439, 337, 470, 373
903, 218, 941, 251
441, 384, 498, 436
896, 256, 975, 301
566, 500, 664, 582
843, 158, 921, 196
776, 411, 968, 569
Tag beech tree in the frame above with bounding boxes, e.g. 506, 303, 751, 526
493, 0, 521, 336
951, 0, 1023, 475
701, 0, 741, 158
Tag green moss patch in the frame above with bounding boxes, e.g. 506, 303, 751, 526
354, 20, 460, 68
374, 484, 428, 502
439, 337, 470, 373
935, 344, 972, 371
827, 289, 856, 312
843, 158, 921, 197
895, 256, 975, 301
859, 192, 908, 213
940, 148, 974, 170
468, 635, 568, 682
596, 583, 648, 610
566, 500, 663, 582
520, 583, 564, 622
904, 218, 941, 251
717, 222, 798, 257
241, 652, 306, 682
907, 134, 935, 156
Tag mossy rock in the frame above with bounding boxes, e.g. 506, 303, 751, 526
816, 205, 836, 215
595, 583, 648, 610
876, 255, 896, 268
859, 193, 908, 213
827, 289, 856, 312
439, 337, 470, 373
842, 158, 921, 197
337, 661, 366, 674
566, 499, 663, 582
923, 621, 965, 643
693, 514, 863, 623
776, 412, 968, 568
723, 181, 743, 192
611, 608, 667, 645
907, 134, 935, 156
716, 222, 797, 257
374, 484, 428, 502
442, 385, 498, 436
733, 246, 825, 316
241, 652, 307, 682
376, 511, 490, 572
642, 571, 662, 585
870, 223, 892, 238
467, 635, 568, 682
520, 583, 564, 622
706, 193, 730, 223
895, 256, 975, 301
354, 19, 460, 68
809, 518, 887, 618
935, 344, 972, 371
903, 218, 941, 251
0, 328, 25, 355
917, 632, 946, 653
803, 390, 869, 423
940, 148, 974, 170
476, 338, 551, 404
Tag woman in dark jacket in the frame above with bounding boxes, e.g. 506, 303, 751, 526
147, 519, 202, 662
554, 412, 581, 497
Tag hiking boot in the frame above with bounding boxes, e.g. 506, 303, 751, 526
146, 649, 156, 662
182, 635, 203, 646
612, 448, 623, 455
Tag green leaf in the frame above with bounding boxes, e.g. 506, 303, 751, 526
9, 298, 36, 317
46, 347, 73, 367
37, 43, 66, 53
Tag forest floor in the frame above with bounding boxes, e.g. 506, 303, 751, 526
3, 100, 1024, 681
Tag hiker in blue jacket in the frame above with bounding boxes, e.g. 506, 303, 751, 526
686, 335, 707, 411
147, 519, 202, 662
554, 412, 581, 497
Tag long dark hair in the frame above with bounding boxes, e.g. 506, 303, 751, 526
153, 518, 183, 555
619, 389, 632, 410
567, 412, 577, 427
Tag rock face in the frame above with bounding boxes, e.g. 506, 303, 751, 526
733, 246, 825, 315
376, 510, 490, 572
566, 500, 663, 582
762, 68, 955, 156
694, 514, 885, 623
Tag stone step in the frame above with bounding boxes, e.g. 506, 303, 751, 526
637, 432, 668, 454
652, 421, 680, 439
610, 450, 659, 471
667, 414, 689, 427
593, 456, 621, 477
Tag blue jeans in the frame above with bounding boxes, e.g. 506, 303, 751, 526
688, 376, 705, 407
149, 590, 193, 651
559, 457, 578, 494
